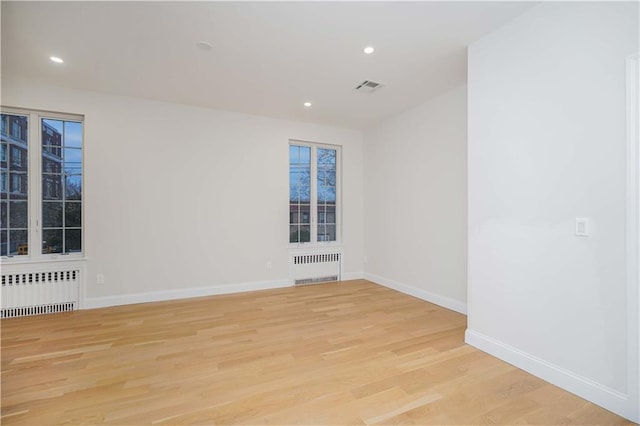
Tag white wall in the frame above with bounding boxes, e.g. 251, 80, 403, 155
2, 78, 364, 305
363, 85, 467, 314
467, 1, 638, 421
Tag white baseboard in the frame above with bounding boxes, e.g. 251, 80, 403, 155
84, 273, 365, 310
465, 328, 637, 423
342, 271, 364, 281
363, 272, 467, 315
84, 279, 293, 309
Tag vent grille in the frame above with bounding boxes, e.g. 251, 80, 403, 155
355, 80, 384, 94
290, 251, 342, 285
295, 276, 339, 285
1, 269, 80, 319
2, 303, 75, 319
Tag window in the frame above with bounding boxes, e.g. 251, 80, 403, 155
0, 108, 83, 258
289, 141, 339, 244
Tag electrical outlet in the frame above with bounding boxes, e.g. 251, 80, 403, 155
266, 261, 272, 270
575, 218, 589, 237
97, 274, 105, 285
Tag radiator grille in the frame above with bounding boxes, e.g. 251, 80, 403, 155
290, 251, 342, 285
1, 269, 79, 319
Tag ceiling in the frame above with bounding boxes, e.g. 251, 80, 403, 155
1, 1, 537, 129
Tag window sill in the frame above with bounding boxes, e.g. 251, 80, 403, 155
288, 242, 343, 251
0, 256, 88, 266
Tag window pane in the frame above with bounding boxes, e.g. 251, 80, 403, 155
0, 201, 6, 228
318, 187, 336, 203
0, 172, 7, 199
42, 118, 63, 135
65, 202, 81, 227
42, 229, 63, 254
290, 166, 310, 202
64, 148, 82, 171
317, 148, 336, 165
299, 184, 310, 202
9, 172, 28, 199
289, 225, 299, 243
9, 147, 26, 171
317, 223, 326, 241
318, 205, 326, 224
43, 174, 63, 200
289, 183, 299, 203
326, 205, 336, 224
318, 224, 336, 242
289, 224, 311, 243
9, 230, 28, 256
1, 114, 28, 143
9, 201, 27, 228
299, 225, 310, 243
299, 204, 310, 224
65, 229, 82, 253
318, 186, 327, 203
65, 175, 82, 200
318, 184, 335, 203
289, 205, 298, 224
64, 121, 83, 148
299, 146, 311, 163
42, 156, 62, 173
43, 201, 63, 227
0, 230, 6, 256
289, 145, 299, 164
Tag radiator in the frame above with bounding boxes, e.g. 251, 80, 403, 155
1, 269, 79, 319
290, 251, 342, 285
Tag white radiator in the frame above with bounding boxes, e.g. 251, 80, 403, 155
290, 251, 342, 285
1, 269, 79, 318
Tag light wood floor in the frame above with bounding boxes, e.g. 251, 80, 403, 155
1, 279, 634, 425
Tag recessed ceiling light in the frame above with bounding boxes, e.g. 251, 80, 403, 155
303, 102, 312, 107
363, 46, 375, 55
196, 41, 212, 51
49, 56, 64, 64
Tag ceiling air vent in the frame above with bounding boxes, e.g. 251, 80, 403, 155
355, 80, 384, 94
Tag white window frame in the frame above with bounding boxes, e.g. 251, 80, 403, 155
1, 106, 85, 262
289, 139, 342, 247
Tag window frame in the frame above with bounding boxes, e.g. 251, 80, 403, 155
0, 106, 85, 262
289, 139, 341, 247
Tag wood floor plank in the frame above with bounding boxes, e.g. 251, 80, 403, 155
1, 280, 634, 425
